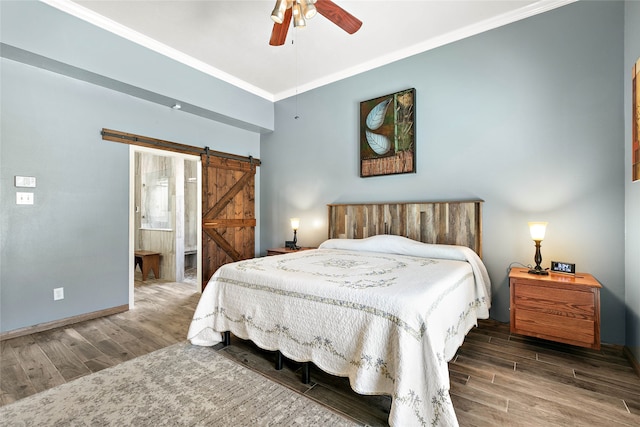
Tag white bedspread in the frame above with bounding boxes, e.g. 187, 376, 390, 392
188, 235, 491, 426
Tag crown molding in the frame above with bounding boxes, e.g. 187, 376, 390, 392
40, 0, 275, 102
41, 0, 576, 103
272, 0, 578, 101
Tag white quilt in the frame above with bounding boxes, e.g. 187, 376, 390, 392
188, 235, 491, 427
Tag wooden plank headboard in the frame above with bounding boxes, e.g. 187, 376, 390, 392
327, 200, 483, 257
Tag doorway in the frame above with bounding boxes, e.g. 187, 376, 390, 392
128, 145, 202, 308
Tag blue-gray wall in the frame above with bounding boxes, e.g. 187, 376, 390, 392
0, 2, 263, 333
624, 1, 640, 362
261, 1, 628, 345
0, 1, 273, 133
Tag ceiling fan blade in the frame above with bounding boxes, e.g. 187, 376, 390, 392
269, 7, 293, 46
315, 0, 362, 35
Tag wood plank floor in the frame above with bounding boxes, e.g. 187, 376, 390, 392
0, 271, 200, 407
2, 272, 639, 426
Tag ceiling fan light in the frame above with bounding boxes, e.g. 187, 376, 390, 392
292, 2, 306, 28
271, 0, 288, 24
271, 10, 284, 24
301, 1, 316, 19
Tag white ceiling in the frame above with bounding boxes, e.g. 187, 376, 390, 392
45, 0, 574, 101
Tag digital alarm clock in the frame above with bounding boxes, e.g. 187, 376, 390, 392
550, 261, 576, 275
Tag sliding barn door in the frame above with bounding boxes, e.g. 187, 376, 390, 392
201, 155, 256, 289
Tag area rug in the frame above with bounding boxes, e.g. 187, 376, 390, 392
0, 342, 359, 426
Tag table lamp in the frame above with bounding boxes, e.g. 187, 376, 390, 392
528, 222, 549, 275
285, 217, 300, 250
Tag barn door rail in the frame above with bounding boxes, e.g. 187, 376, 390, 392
101, 128, 261, 166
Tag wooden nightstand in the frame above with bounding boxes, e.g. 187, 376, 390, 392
509, 267, 601, 350
266, 247, 315, 256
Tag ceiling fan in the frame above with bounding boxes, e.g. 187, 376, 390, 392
269, 0, 363, 46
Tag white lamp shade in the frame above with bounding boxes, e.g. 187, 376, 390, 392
292, 2, 306, 28
301, 0, 317, 19
528, 222, 547, 241
271, 0, 288, 24
290, 218, 300, 230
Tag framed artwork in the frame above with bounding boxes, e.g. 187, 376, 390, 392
633, 57, 639, 182
360, 88, 415, 177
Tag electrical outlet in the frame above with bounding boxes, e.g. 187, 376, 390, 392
53, 287, 64, 301
16, 192, 34, 205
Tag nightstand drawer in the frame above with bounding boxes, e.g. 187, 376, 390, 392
514, 308, 595, 345
513, 282, 595, 318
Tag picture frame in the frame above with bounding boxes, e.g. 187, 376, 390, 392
360, 88, 415, 177
633, 57, 639, 182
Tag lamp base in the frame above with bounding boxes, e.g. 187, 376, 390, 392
528, 268, 549, 275
285, 241, 299, 250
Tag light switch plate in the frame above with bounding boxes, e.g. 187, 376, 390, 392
16, 192, 34, 205
15, 176, 36, 188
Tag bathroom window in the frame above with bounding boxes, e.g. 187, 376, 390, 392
141, 169, 172, 230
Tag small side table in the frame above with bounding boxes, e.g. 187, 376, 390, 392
266, 247, 315, 256
509, 267, 601, 349
134, 250, 161, 281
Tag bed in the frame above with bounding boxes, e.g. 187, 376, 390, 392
188, 200, 491, 427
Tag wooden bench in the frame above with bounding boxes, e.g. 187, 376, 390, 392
134, 250, 160, 281
184, 249, 197, 269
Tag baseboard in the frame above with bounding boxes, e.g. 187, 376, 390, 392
623, 345, 640, 378
0, 304, 129, 341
